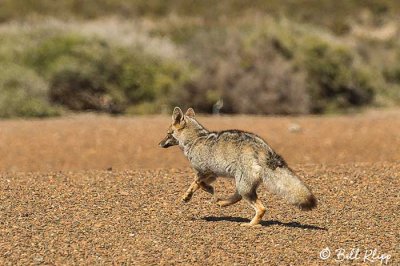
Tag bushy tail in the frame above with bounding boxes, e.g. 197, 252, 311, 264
263, 167, 317, 210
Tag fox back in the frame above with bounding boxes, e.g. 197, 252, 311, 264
160, 107, 285, 176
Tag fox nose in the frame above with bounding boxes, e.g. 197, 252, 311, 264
159, 139, 168, 148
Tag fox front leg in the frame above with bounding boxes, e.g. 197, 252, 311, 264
182, 173, 216, 202
182, 181, 201, 202
216, 192, 242, 207
199, 175, 216, 195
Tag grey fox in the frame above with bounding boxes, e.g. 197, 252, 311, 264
159, 107, 317, 226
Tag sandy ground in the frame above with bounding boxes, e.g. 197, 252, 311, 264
0, 110, 399, 265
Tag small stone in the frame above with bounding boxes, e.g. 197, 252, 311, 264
288, 123, 302, 133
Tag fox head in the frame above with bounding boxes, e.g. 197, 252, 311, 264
159, 107, 204, 148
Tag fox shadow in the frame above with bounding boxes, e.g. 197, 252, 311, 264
201, 216, 327, 230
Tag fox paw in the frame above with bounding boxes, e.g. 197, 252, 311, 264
240, 223, 262, 228
181, 193, 193, 202
214, 198, 225, 207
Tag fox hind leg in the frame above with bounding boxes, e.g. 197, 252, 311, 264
236, 179, 266, 227
240, 196, 266, 227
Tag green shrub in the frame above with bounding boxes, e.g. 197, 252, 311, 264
0, 64, 61, 118
24, 33, 191, 114
380, 51, 400, 105
383, 50, 400, 84
298, 37, 376, 112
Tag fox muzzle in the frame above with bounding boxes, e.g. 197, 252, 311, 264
159, 134, 178, 148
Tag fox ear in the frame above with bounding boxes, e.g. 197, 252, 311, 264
172, 107, 184, 125
185, 108, 195, 118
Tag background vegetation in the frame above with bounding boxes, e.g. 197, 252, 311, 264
0, 0, 399, 117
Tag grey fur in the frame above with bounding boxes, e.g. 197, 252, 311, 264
160, 107, 317, 226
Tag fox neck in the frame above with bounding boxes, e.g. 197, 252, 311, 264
178, 118, 208, 150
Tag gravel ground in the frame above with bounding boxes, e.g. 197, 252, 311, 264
0, 164, 398, 265
0, 110, 399, 265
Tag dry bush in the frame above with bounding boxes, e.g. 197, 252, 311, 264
173, 28, 309, 114
173, 18, 382, 114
